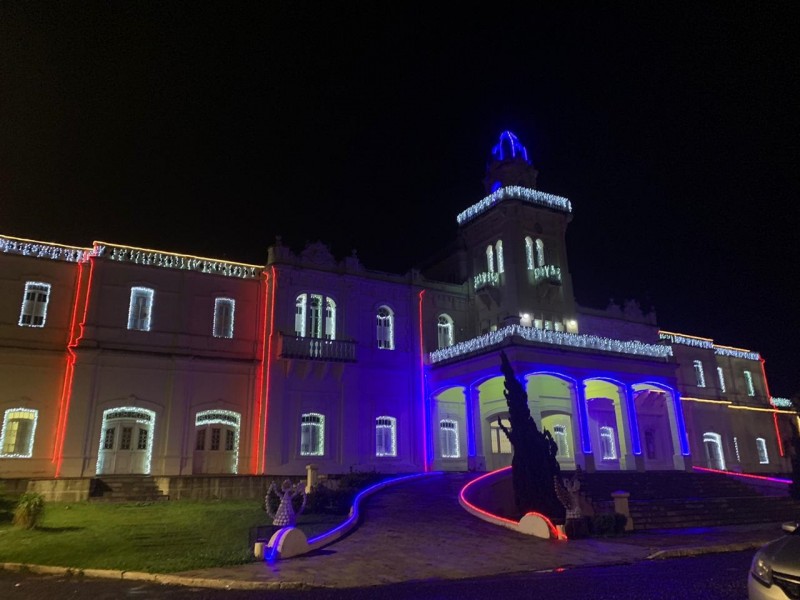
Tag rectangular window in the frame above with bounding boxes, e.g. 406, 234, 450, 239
127, 287, 154, 331
376, 416, 397, 457
756, 438, 769, 464
0, 409, 38, 457
195, 429, 206, 451
137, 428, 148, 450
744, 370, 755, 396
103, 427, 115, 450
210, 427, 221, 451
120, 426, 133, 450
18, 282, 51, 328
225, 429, 235, 452
717, 366, 726, 393
213, 298, 235, 338
439, 419, 460, 458
600, 426, 617, 460
693, 360, 706, 387
300, 413, 324, 456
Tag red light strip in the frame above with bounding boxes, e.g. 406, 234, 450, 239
693, 466, 791, 484
417, 290, 428, 472
53, 257, 95, 476
262, 266, 278, 473
252, 268, 274, 473
459, 466, 567, 539
760, 359, 784, 457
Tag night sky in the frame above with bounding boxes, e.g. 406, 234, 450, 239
2, 3, 798, 395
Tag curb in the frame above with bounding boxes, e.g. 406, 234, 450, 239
646, 540, 767, 560
0, 562, 311, 590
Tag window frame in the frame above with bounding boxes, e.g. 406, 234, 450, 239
375, 416, 397, 457
756, 437, 769, 464
212, 297, 236, 339
439, 419, 460, 458
376, 306, 395, 350
300, 412, 325, 457
437, 314, 454, 349
127, 287, 154, 331
18, 281, 52, 328
294, 293, 337, 340
0, 408, 39, 458
693, 360, 706, 388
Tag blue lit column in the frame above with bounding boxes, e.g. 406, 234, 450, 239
575, 381, 595, 472
623, 385, 644, 471
466, 385, 486, 471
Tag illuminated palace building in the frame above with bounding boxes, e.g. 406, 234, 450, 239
1, 132, 794, 485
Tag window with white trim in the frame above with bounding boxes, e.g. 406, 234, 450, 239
744, 370, 755, 397
295, 294, 336, 339
376, 306, 394, 350
756, 437, 769, 464
300, 413, 324, 456
495, 240, 504, 274
376, 416, 397, 457
599, 426, 617, 460
128, 287, 154, 331
490, 420, 512, 454
525, 236, 534, 270
18, 282, 51, 328
535, 239, 545, 267
0, 408, 38, 457
439, 419, 460, 458
717, 366, 726, 392
693, 360, 706, 387
213, 298, 235, 338
486, 245, 495, 273
553, 424, 569, 458
437, 314, 454, 349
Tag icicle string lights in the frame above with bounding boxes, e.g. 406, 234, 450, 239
456, 186, 572, 225
1, 235, 89, 263
473, 271, 500, 290
430, 324, 673, 363
93, 243, 261, 279
659, 331, 761, 361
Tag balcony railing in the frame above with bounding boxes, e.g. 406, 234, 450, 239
279, 333, 357, 362
473, 271, 500, 291
533, 264, 562, 285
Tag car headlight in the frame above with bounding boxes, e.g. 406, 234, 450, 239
751, 550, 773, 586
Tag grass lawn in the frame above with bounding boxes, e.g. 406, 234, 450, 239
0, 499, 343, 573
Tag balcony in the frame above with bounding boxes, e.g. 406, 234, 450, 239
278, 333, 357, 362
473, 271, 500, 291
533, 264, 562, 285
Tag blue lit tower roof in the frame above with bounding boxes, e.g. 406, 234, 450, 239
483, 130, 539, 193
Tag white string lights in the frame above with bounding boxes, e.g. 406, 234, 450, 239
1, 235, 89, 263
456, 186, 572, 225
430, 324, 673, 364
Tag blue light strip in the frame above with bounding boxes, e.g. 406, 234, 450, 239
671, 389, 691, 456
306, 472, 439, 548
576, 380, 593, 455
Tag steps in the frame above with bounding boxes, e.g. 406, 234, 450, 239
89, 476, 168, 502
576, 470, 800, 530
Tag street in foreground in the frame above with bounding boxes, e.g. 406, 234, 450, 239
0, 550, 752, 600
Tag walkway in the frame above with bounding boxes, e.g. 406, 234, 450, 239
169, 473, 783, 588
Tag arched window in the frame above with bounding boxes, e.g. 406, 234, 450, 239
525, 237, 534, 270
486, 245, 495, 273
0, 408, 38, 457
376, 416, 397, 457
437, 314, 454, 349
495, 240, 504, 274
535, 239, 545, 267
439, 419, 460, 458
703, 432, 726, 470
294, 293, 336, 340
553, 424, 569, 458
376, 306, 394, 350
300, 413, 325, 456
599, 426, 617, 460
756, 437, 769, 464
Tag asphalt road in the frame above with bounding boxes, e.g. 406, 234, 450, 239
0, 550, 753, 600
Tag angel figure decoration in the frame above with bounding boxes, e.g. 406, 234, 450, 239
265, 479, 307, 527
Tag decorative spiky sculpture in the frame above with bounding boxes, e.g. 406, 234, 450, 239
497, 350, 566, 522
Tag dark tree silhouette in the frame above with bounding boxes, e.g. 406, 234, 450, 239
497, 351, 566, 522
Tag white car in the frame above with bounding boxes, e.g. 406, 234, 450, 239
749, 522, 800, 600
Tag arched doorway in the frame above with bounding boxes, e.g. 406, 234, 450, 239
632, 383, 680, 470
96, 407, 156, 475
584, 379, 628, 471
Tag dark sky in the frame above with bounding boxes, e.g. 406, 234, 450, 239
2, 3, 798, 395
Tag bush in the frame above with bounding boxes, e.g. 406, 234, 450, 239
589, 512, 627, 537
13, 492, 45, 529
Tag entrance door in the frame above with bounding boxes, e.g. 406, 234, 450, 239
192, 410, 241, 474
97, 408, 155, 475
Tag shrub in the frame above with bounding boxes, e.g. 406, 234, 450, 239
589, 512, 627, 537
13, 492, 45, 529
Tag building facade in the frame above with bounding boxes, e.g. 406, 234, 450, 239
1, 132, 794, 481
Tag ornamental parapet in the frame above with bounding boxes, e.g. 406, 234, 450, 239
278, 333, 357, 363
430, 325, 672, 364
